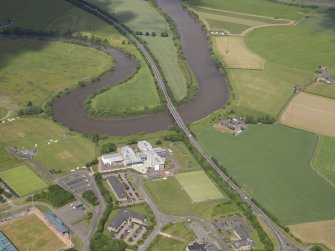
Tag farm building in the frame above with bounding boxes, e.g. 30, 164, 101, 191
106, 176, 127, 201
107, 209, 146, 232
99, 141, 166, 173
221, 116, 246, 135
317, 73, 335, 84
0, 231, 17, 251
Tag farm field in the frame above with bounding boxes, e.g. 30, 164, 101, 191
1, 214, 66, 251
207, 19, 249, 34
148, 222, 194, 251
314, 136, 335, 186
175, 171, 224, 202
280, 92, 335, 137
0, 165, 47, 196
184, 0, 317, 20
0, 118, 96, 175
305, 82, 335, 100
192, 123, 335, 224
90, 65, 161, 116
88, 0, 188, 101
289, 220, 335, 250
246, 26, 335, 72
227, 63, 311, 116
143, 177, 227, 218
215, 36, 264, 69
0, 38, 114, 109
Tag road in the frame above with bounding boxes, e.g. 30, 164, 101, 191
76, 2, 298, 251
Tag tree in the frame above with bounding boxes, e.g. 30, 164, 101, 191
311, 246, 323, 251
145, 31, 150, 36
156, 139, 162, 145
27, 101, 33, 107
151, 32, 156, 37
101, 142, 117, 154
161, 32, 168, 37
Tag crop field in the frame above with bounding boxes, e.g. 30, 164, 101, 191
1, 214, 65, 251
143, 177, 227, 218
0, 165, 47, 196
305, 82, 335, 100
88, 0, 188, 101
0, 38, 114, 109
175, 171, 224, 202
227, 63, 311, 116
280, 92, 335, 137
314, 136, 335, 186
0, 118, 96, 175
215, 36, 264, 69
289, 220, 335, 250
192, 124, 335, 224
184, 0, 317, 20
246, 26, 335, 72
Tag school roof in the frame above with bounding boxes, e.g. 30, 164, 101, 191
44, 213, 69, 234
0, 231, 18, 251
106, 176, 127, 200
108, 209, 146, 230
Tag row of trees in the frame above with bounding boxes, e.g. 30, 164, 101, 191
135, 31, 168, 37
265, 0, 319, 9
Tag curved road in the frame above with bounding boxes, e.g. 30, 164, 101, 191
54, 0, 229, 136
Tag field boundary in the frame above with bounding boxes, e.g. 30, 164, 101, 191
309, 136, 335, 189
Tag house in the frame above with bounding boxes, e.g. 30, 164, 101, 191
107, 209, 146, 232
106, 176, 127, 201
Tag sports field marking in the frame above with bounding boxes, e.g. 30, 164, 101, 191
289, 220, 335, 250
0, 165, 47, 196
58, 151, 72, 160
280, 92, 335, 137
175, 171, 223, 203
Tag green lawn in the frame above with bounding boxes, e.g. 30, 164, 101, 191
314, 136, 335, 186
305, 82, 335, 100
192, 124, 335, 224
143, 177, 227, 218
0, 165, 47, 196
0, 118, 96, 175
184, 0, 317, 20
246, 26, 335, 72
0, 107, 7, 118
0, 147, 20, 171
0, 38, 114, 109
149, 221, 194, 251
88, 0, 188, 101
175, 171, 224, 202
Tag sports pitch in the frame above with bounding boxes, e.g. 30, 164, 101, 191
175, 171, 224, 202
1, 213, 65, 251
0, 165, 47, 196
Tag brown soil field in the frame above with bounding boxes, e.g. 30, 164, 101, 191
280, 92, 335, 137
0, 214, 65, 251
289, 219, 335, 250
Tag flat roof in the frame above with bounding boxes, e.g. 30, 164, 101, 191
107, 176, 127, 200
0, 231, 18, 251
108, 209, 146, 230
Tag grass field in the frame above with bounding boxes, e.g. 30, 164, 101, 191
88, 0, 188, 101
0, 118, 96, 175
192, 123, 335, 224
0, 107, 6, 118
314, 136, 335, 186
289, 220, 335, 250
1, 214, 65, 251
280, 92, 335, 137
0, 165, 47, 196
246, 26, 335, 72
184, 0, 318, 20
143, 177, 227, 218
0, 147, 20, 172
227, 63, 311, 116
175, 171, 224, 202
207, 19, 250, 33
0, 38, 114, 109
215, 36, 264, 69
149, 221, 194, 251
305, 82, 335, 100
91, 64, 161, 116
